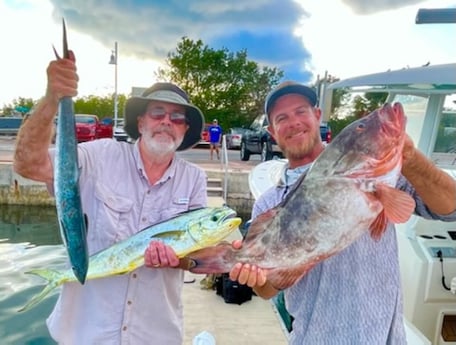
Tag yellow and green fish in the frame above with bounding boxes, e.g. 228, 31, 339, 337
19, 206, 241, 312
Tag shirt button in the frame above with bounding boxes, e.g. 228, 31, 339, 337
132, 273, 137, 278
127, 300, 132, 305
142, 217, 147, 222
147, 190, 151, 194
123, 326, 127, 331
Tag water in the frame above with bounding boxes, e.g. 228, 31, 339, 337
0, 205, 252, 344
0, 205, 62, 345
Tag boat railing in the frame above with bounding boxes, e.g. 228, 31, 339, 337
220, 134, 229, 201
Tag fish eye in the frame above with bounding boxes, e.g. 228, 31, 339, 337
356, 123, 366, 131
211, 215, 219, 222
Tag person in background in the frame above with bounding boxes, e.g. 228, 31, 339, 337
209, 118, 222, 160
229, 81, 456, 344
13, 49, 207, 345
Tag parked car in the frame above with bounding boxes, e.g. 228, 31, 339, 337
240, 114, 281, 162
320, 122, 332, 144
241, 114, 332, 161
0, 117, 23, 136
199, 123, 212, 146
225, 127, 248, 149
75, 114, 113, 142
113, 119, 131, 142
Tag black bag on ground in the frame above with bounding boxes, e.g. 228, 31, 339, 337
217, 273, 253, 305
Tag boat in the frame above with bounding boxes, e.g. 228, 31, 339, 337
248, 62, 456, 345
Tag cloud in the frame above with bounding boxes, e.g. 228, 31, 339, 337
48, 0, 312, 81
0, 0, 454, 107
341, 0, 426, 14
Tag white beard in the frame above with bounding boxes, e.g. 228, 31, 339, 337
142, 130, 182, 156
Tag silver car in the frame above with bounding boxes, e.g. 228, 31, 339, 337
225, 127, 247, 149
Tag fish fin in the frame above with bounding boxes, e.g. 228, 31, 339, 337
369, 211, 388, 240
59, 219, 69, 247
268, 260, 320, 290
376, 184, 416, 223
18, 269, 64, 312
243, 208, 278, 243
187, 242, 234, 274
84, 214, 89, 235
369, 184, 416, 240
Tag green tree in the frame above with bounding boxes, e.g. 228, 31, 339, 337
352, 92, 388, 118
155, 37, 283, 129
74, 94, 127, 120
328, 91, 389, 137
1, 94, 127, 121
1, 97, 35, 116
313, 74, 350, 119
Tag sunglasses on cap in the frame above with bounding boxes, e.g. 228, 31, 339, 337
145, 107, 187, 125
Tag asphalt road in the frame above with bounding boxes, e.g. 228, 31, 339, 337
0, 136, 262, 170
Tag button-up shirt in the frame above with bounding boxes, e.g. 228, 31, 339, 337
253, 164, 456, 345
46, 139, 207, 345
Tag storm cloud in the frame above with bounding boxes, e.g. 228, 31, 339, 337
48, 0, 312, 81
48, 0, 434, 82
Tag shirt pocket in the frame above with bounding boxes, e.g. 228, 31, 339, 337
92, 183, 134, 250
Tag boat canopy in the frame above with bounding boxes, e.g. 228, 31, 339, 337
328, 63, 456, 94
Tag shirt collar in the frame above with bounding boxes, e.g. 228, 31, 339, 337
278, 162, 313, 187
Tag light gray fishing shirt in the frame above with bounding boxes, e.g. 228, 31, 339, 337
46, 139, 207, 345
252, 164, 456, 345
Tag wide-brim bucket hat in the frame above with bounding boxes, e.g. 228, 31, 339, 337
124, 82, 204, 151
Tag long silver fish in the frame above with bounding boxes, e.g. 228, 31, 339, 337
18, 206, 241, 312
188, 103, 416, 290
53, 19, 88, 284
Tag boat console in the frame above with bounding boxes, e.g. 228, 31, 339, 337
398, 216, 456, 344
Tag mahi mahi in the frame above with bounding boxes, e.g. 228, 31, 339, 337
18, 206, 241, 312
188, 103, 416, 290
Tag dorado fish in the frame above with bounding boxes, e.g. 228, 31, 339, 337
18, 206, 241, 312
53, 19, 89, 284
188, 103, 416, 290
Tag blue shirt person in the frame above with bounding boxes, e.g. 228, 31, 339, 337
208, 119, 222, 160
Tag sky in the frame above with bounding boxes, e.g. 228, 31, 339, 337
0, 0, 455, 109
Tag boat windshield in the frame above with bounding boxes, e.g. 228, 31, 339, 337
392, 93, 456, 169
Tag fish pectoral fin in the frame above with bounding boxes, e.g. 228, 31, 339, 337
375, 184, 416, 223
59, 219, 69, 247
268, 262, 318, 290
369, 211, 388, 240
152, 230, 184, 239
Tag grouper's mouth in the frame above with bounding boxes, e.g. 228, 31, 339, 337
379, 103, 406, 138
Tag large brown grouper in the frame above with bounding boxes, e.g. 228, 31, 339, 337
187, 103, 416, 290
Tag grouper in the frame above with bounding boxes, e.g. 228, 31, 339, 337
188, 103, 416, 290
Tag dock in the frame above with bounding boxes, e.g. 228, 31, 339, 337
182, 271, 288, 344
188, 182, 287, 344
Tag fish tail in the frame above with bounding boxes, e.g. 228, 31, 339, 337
18, 269, 64, 312
188, 243, 234, 274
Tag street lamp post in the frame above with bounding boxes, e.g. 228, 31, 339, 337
109, 42, 118, 128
